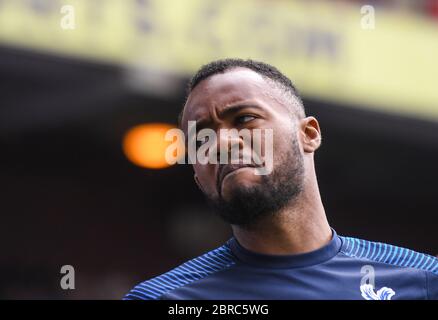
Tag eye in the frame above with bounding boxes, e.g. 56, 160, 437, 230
236, 115, 257, 124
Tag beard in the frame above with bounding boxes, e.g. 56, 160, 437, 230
205, 136, 305, 229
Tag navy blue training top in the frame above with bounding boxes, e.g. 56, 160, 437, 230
124, 230, 438, 300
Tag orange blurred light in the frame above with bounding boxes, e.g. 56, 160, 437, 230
123, 123, 178, 169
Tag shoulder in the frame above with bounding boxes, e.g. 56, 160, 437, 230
123, 242, 236, 300
339, 235, 438, 275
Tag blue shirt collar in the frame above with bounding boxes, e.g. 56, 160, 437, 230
227, 228, 342, 269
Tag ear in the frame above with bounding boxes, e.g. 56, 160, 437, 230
299, 116, 322, 153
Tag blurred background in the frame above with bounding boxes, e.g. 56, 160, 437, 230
0, 0, 437, 299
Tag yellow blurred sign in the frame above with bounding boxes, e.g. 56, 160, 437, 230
0, 0, 437, 120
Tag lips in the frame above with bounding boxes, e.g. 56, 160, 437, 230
217, 163, 256, 187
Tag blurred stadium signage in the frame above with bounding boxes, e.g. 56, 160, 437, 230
0, 0, 437, 120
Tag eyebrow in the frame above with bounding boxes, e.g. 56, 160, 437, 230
194, 104, 265, 131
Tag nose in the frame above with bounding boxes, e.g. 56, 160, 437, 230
215, 129, 244, 164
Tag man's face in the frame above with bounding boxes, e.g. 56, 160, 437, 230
181, 68, 305, 228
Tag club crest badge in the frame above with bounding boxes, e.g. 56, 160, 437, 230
360, 284, 395, 300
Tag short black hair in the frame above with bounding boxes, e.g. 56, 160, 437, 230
179, 58, 305, 126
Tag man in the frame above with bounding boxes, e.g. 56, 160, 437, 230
124, 59, 437, 300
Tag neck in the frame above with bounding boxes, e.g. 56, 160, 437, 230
231, 165, 331, 255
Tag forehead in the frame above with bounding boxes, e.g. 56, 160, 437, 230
183, 68, 279, 122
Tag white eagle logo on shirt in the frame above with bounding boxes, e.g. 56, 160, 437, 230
360, 284, 396, 300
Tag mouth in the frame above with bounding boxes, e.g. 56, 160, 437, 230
217, 163, 257, 191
